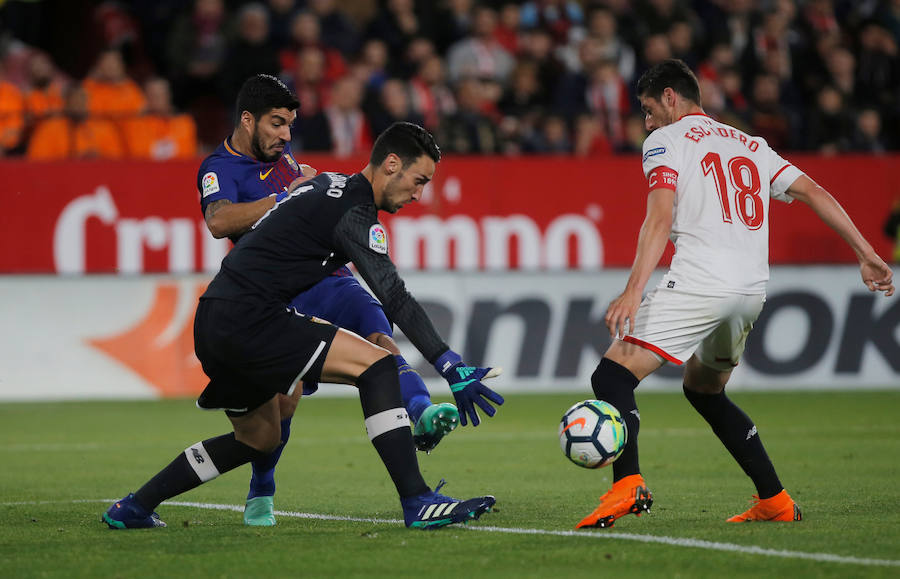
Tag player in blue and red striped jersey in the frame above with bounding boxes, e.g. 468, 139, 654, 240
198, 74, 462, 526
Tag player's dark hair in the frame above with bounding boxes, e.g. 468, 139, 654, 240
636, 59, 701, 105
370, 122, 441, 168
235, 74, 299, 124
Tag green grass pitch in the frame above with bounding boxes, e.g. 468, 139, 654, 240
1, 391, 898, 578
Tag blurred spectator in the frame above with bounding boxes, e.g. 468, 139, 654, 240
748, 73, 793, 150
618, 113, 647, 154
266, 0, 300, 50
825, 47, 858, 105
634, 0, 697, 37
166, 0, 228, 104
855, 20, 899, 110
279, 11, 346, 84
806, 84, 853, 154
758, 45, 803, 113
494, 3, 521, 54
697, 42, 737, 84
699, 75, 749, 133
800, 0, 840, 38
123, 77, 198, 160
397, 36, 437, 79
850, 107, 888, 153
883, 197, 900, 263
357, 38, 390, 93
23, 51, 65, 123
667, 20, 698, 69
523, 113, 572, 154
82, 49, 146, 119
0, 63, 25, 155
92, 1, 152, 79
519, 0, 584, 46
368, 78, 424, 137
585, 6, 636, 83
572, 113, 613, 156
1, 0, 48, 48
222, 3, 280, 106
307, 0, 361, 57
554, 35, 602, 115
585, 58, 629, 148
478, 77, 505, 123
498, 60, 545, 119
286, 46, 331, 123
437, 77, 500, 153
366, 0, 423, 64
635, 33, 672, 81
165, 0, 229, 146
302, 75, 372, 157
433, 0, 475, 54
875, 0, 900, 45
408, 54, 456, 131
27, 85, 124, 160
709, 0, 755, 61
130, 0, 183, 79
517, 27, 566, 95
750, 9, 798, 80
594, 0, 641, 47
446, 6, 515, 84
719, 66, 750, 120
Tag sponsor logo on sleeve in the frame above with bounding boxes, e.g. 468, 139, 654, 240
643, 147, 666, 162
201, 172, 220, 197
368, 224, 388, 254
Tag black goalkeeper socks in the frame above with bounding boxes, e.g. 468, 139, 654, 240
357, 356, 429, 498
591, 358, 641, 482
134, 433, 266, 511
683, 387, 783, 499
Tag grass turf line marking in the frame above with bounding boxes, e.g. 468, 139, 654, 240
43, 499, 899, 568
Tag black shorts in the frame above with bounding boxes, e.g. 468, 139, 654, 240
193, 298, 338, 416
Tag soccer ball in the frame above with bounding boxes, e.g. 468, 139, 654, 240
558, 400, 627, 469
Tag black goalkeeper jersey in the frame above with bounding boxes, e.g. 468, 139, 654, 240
201, 171, 449, 364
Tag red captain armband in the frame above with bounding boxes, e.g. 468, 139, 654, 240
647, 166, 678, 192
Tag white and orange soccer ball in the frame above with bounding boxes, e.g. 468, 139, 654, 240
558, 400, 627, 469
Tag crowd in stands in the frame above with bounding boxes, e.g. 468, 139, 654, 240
0, 0, 898, 160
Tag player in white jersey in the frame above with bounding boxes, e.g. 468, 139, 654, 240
575, 59, 894, 530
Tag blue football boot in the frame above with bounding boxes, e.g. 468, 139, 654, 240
102, 493, 166, 529
401, 480, 495, 530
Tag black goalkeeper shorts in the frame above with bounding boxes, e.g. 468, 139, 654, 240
193, 298, 338, 416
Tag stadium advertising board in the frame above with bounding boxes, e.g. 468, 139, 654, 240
0, 267, 895, 401
0, 156, 896, 273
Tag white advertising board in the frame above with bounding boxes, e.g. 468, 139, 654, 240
0, 267, 896, 401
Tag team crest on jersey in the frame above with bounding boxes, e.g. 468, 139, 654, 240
643, 147, 666, 162
368, 224, 388, 254
284, 153, 299, 171
201, 172, 220, 197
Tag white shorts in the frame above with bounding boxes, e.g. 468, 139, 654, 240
623, 288, 765, 371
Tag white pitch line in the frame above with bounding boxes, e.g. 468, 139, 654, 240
9, 499, 900, 568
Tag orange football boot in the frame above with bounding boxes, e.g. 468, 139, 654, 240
576, 474, 653, 529
726, 489, 801, 522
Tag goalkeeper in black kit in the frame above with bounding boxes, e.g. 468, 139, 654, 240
103, 122, 504, 530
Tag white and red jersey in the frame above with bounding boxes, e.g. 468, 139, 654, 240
641, 112, 804, 294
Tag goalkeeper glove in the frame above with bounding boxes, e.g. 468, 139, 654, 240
434, 350, 504, 427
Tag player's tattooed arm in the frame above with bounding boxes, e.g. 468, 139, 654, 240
204, 199, 231, 220
204, 197, 277, 239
